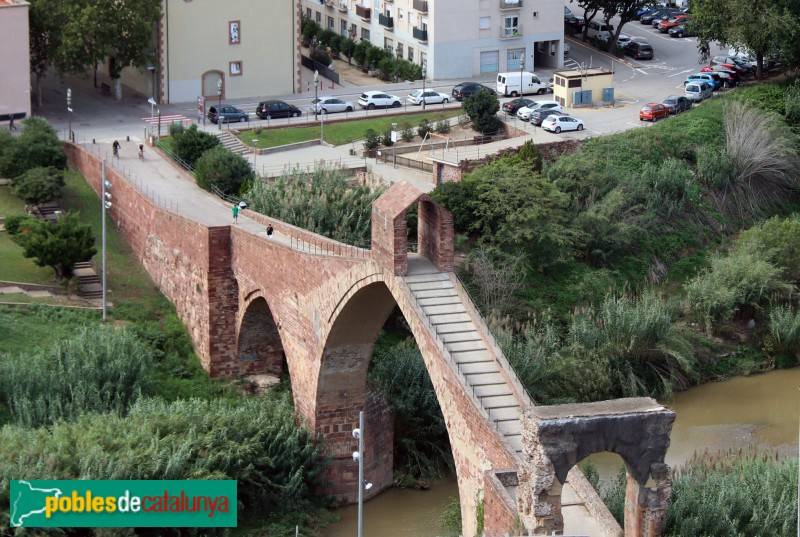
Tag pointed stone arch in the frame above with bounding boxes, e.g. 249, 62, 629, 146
372, 181, 454, 276
236, 293, 286, 375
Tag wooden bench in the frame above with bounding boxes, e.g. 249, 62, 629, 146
99, 83, 111, 96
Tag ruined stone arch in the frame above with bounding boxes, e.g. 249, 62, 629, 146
236, 292, 286, 376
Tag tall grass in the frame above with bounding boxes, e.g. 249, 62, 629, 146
0, 326, 152, 427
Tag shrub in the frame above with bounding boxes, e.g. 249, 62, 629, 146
784, 79, 800, 129
463, 91, 500, 134
310, 50, 331, 67
0, 116, 67, 179
0, 326, 152, 428
363, 128, 381, 150
768, 305, 800, 366
10, 166, 64, 205
400, 122, 415, 142
434, 116, 451, 134
516, 140, 542, 171
2, 214, 36, 236
194, 145, 254, 196
381, 129, 394, 147
735, 215, 800, 281
417, 119, 433, 138
461, 245, 526, 316
169, 123, 219, 168
686, 250, 793, 332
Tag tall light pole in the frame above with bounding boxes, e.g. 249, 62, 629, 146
314, 70, 319, 120
391, 122, 398, 169
519, 51, 525, 97
101, 160, 112, 322
421, 60, 427, 110
217, 79, 223, 131
252, 139, 259, 177
352, 411, 372, 537
147, 97, 156, 138
67, 88, 73, 141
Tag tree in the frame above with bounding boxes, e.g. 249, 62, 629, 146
170, 124, 220, 168
194, 145, 254, 196
600, 0, 650, 51
10, 211, 96, 280
691, 0, 798, 78
0, 117, 67, 179
11, 167, 65, 205
462, 91, 500, 134
27, 0, 64, 107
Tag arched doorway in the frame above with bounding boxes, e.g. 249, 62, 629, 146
202, 70, 224, 101
237, 296, 285, 376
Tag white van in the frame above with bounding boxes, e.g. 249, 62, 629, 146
587, 20, 614, 41
496, 71, 548, 97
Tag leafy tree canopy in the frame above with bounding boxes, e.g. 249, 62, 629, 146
170, 124, 220, 168
462, 91, 500, 134
11, 166, 65, 205
194, 145, 254, 196
0, 117, 67, 179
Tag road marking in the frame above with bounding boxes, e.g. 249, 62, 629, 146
669, 68, 693, 78
141, 114, 193, 124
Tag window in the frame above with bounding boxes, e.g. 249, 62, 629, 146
409, 12, 415, 25
341, 19, 348, 35
408, 46, 414, 62
315, 11, 321, 23
229, 21, 240, 44
384, 37, 393, 53
479, 16, 490, 30
398, 8, 403, 19
421, 17, 428, 30
396, 43, 404, 59
306, 8, 311, 19
507, 48, 523, 70
328, 16, 334, 29
361, 28, 370, 41
505, 16, 519, 34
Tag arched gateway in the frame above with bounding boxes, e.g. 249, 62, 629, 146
67, 138, 677, 537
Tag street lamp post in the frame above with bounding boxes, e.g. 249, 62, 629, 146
314, 70, 319, 120
421, 61, 427, 110
147, 97, 156, 139
352, 412, 373, 537
101, 160, 112, 322
217, 79, 223, 131
391, 122, 397, 169
67, 88, 73, 141
519, 52, 525, 97
252, 139, 259, 177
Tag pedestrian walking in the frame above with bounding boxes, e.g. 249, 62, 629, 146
266, 224, 274, 238
232, 204, 239, 224
112, 140, 121, 158
8, 116, 16, 131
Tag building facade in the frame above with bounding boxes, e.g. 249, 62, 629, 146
301, 0, 565, 80
0, 0, 31, 122
120, 0, 301, 105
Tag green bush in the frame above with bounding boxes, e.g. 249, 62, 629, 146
363, 128, 381, 150
696, 145, 734, 189
0, 326, 152, 427
0, 116, 67, 179
686, 250, 793, 332
11, 166, 65, 205
194, 145, 254, 196
440, 497, 462, 536
417, 118, 433, 138
2, 214, 36, 236
735, 215, 800, 281
381, 129, 394, 147
310, 50, 331, 67
400, 122, 415, 142
171, 123, 220, 168
768, 305, 800, 366
516, 140, 542, 171
462, 91, 500, 134
434, 116, 451, 134
784, 79, 800, 129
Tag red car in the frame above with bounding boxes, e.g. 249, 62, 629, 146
639, 103, 670, 121
658, 14, 687, 32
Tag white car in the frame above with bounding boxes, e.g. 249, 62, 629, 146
358, 90, 402, 109
541, 114, 584, 133
599, 33, 632, 46
516, 100, 561, 121
407, 90, 450, 106
312, 96, 355, 114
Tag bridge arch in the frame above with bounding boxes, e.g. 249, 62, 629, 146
236, 293, 286, 376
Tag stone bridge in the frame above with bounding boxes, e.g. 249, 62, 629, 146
67, 143, 675, 537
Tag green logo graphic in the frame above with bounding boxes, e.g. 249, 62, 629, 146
10, 480, 237, 528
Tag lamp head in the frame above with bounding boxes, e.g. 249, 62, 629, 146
104, 180, 112, 189
104, 201, 113, 209
147, 97, 156, 106
352, 428, 360, 439
352, 451, 360, 461
364, 482, 373, 490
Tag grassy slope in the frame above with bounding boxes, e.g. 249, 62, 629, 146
0, 186, 59, 284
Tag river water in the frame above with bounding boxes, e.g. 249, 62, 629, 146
323, 368, 800, 536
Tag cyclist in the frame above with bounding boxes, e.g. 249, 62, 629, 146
112, 140, 121, 158
138, 143, 144, 160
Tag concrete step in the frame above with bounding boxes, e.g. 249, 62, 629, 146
412, 288, 458, 300
459, 361, 499, 375
417, 296, 461, 307
481, 394, 519, 409
497, 420, 522, 435
429, 312, 471, 325
422, 304, 466, 316
451, 349, 490, 363
447, 340, 487, 353
440, 331, 482, 344
465, 372, 507, 386
487, 406, 520, 421
473, 384, 513, 398
434, 322, 475, 335
404, 273, 450, 282
406, 280, 456, 292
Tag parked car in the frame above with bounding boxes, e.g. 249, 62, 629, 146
502, 98, 535, 115
711, 56, 754, 77
587, 20, 615, 41
684, 81, 713, 102
452, 82, 496, 101
662, 95, 692, 114
564, 6, 585, 28
668, 23, 693, 37
641, 8, 678, 24
516, 100, 561, 122
208, 105, 248, 124
700, 68, 736, 87
255, 100, 301, 120
541, 114, 584, 133
639, 103, 670, 121
531, 108, 567, 126
702, 65, 741, 85
311, 96, 354, 114
651, 10, 681, 26
599, 33, 632, 46
624, 41, 655, 60
407, 90, 450, 106
358, 91, 402, 110
658, 14, 687, 32
684, 72, 721, 91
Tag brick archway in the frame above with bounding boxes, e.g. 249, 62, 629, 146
237, 295, 285, 375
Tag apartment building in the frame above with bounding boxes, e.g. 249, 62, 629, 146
301, 0, 565, 79
0, 0, 31, 122
120, 0, 301, 105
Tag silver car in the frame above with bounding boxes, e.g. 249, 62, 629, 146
407, 90, 450, 106
312, 96, 355, 114
684, 82, 712, 102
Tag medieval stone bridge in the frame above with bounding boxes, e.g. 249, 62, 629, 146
67, 143, 675, 537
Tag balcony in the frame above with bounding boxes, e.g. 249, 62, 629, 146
499, 0, 523, 9
500, 25, 523, 39
355, 4, 371, 19
338, 1, 348, 12
413, 0, 428, 13
413, 26, 428, 42
324, 0, 334, 7
379, 13, 394, 29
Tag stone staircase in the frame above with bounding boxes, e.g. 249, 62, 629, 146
402, 269, 525, 455
215, 131, 250, 156
73, 261, 103, 299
